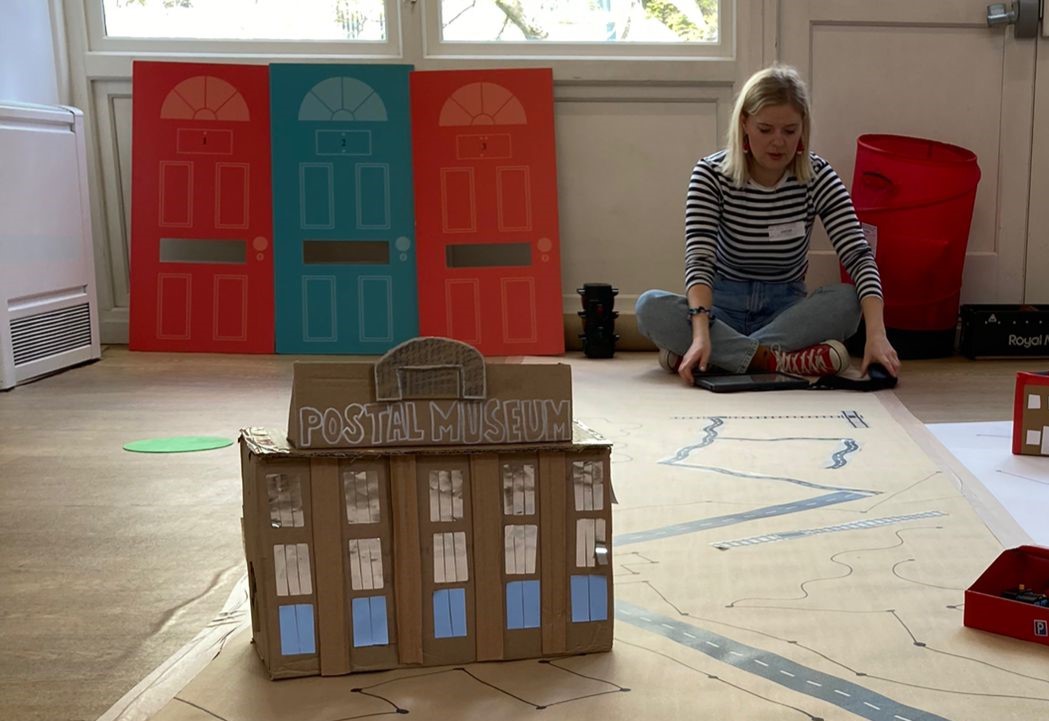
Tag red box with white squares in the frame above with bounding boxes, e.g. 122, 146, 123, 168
1012, 371, 1049, 455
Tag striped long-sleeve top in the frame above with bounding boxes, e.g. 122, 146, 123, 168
685, 150, 882, 300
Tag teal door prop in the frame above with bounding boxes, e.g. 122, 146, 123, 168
271, 64, 418, 353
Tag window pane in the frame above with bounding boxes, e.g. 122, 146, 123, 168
504, 524, 538, 574
343, 469, 381, 525
573, 461, 605, 512
501, 462, 536, 516
102, 0, 387, 41
267, 473, 305, 528
348, 538, 384, 590
433, 531, 469, 583
429, 469, 465, 522
274, 543, 313, 596
440, 0, 717, 43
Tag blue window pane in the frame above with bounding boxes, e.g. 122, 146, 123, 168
279, 603, 316, 655
570, 576, 591, 622
506, 580, 541, 630
434, 588, 468, 638
352, 596, 389, 648
588, 576, 608, 622
571, 576, 608, 623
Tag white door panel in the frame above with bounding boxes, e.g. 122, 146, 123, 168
779, 0, 1038, 306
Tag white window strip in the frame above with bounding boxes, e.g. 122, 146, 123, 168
451, 470, 464, 520
453, 530, 469, 582
1030, 393, 1042, 410
433, 532, 447, 584
274, 544, 289, 596
576, 519, 596, 568
286, 544, 301, 595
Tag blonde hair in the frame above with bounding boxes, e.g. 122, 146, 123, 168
722, 65, 814, 187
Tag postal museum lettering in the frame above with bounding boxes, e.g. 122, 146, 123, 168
299, 398, 572, 447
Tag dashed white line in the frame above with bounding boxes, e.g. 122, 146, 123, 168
779, 670, 795, 678
895, 716, 913, 721
806, 680, 822, 687
864, 702, 881, 711
661, 623, 674, 629
730, 651, 744, 657
640, 617, 652, 622
754, 659, 769, 667
834, 689, 850, 697
705, 641, 720, 648
683, 632, 697, 639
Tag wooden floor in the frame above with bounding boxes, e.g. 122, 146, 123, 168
0, 347, 1038, 721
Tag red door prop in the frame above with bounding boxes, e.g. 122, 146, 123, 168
411, 69, 564, 356
130, 61, 274, 352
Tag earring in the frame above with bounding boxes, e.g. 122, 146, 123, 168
796, 140, 805, 156
743, 136, 751, 153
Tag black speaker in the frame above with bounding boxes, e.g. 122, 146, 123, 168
578, 283, 619, 358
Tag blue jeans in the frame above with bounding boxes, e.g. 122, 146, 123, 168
635, 279, 862, 373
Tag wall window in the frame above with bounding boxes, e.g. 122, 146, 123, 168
575, 519, 608, 568
504, 524, 538, 574
573, 460, 605, 512
351, 596, 390, 647
506, 580, 540, 630
570, 575, 608, 623
347, 538, 384, 590
267, 472, 305, 528
344, 469, 382, 524
429, 469, 465, 522
278, 603, 316, 655
502, 462, 536, 515
101, 0, 388, 41
433, 531, 469, 583
433, 588, 468, 638
439, 0, 718, 44
273, 543, 313, 596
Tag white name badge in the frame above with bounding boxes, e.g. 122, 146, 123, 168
768, 221, 806, 241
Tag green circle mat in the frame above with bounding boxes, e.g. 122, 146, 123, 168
123, 436, 234, 454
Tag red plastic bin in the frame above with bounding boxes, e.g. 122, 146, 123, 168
845, 135, 981, 356
964, 545, 1049, 647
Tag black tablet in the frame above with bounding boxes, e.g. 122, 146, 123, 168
694, 372, 810, 393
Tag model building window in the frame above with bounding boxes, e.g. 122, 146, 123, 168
273, 543, 313, 596
1029, 393, 1042, 410
502, 462, 536, 515
504, 524, 538, 574
433, 588, 468, 638
278, 603, 316, 655
573, 461, 604, 511
1027, 430, 1042, 446
575, 519, 608, 568
267, 472, 305, 528
433, 531, 469, 583
347, 538, 384, 590
570, 575, 608, 623
429, 469, 465, 522
351, 596, 389, 647
344, 470, 381, 524
506, 580, 540, 630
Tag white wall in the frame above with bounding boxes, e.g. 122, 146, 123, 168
0, 1, 61, 105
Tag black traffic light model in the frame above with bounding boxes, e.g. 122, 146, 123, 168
578, 283, 619, 358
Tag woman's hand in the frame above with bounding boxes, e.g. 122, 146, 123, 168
678, 329, 712, 385
862, 331, 901, 377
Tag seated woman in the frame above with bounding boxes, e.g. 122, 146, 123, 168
636, 65, 901, 384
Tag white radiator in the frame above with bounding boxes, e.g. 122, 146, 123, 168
0, 102, 101, 390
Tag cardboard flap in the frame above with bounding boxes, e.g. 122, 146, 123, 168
375, 337, 486, 401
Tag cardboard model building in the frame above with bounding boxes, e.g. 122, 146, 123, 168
1011, 371, 1049, 455
240, 337, 614, 679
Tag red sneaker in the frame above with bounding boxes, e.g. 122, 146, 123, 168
772, 340, 849, 376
